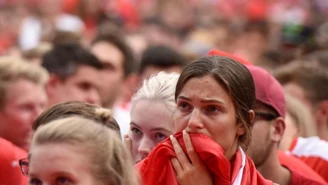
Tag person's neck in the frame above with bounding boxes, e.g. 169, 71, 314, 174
317, 122, 328, 141
257, 147, 291, 185
225, 143, 239, 161
103, 103, 114, 110
101, 98, 115, 109
47, 99, 57, 109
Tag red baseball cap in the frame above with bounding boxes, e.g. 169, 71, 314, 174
246, 65, 286, 117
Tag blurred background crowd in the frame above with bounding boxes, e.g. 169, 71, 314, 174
0, 0, 327, 65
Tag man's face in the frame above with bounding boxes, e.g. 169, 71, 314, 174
91, 41, 125, 108
246, 107, 275, 167
48, 65, 102, 106
0, 79, 47, 151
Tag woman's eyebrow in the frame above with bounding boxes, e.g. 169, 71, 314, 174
150, 128, 171, 132
200, 99, 225, 105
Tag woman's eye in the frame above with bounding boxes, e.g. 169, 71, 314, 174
56, 176, 72, 185
131, 127, 142, 135
29, 178, 42, 185
155, 133, 168, 142
205, 106, 220, 113
178, 102, 191, 111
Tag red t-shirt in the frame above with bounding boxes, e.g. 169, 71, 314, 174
278, 151, 327, 185
0, 138, 28, 185
289, 137, 328, 183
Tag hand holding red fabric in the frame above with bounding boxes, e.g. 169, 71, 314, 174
170, 130, 213, 185
136, 132, 272, 185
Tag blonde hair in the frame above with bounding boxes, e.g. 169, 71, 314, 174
32, 116, 139, 185
0, 56, 49, 108
131, 72, 179, 115
285, 93, 317, 137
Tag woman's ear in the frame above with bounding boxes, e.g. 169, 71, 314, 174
236, 110, 254, 136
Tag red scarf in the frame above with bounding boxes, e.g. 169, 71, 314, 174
136, 132, 272, 185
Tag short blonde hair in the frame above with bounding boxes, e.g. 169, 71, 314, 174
131, 72, 179, 115
32, 116, 139, 185
285, 93, 317, 137
0, 56, 49, 108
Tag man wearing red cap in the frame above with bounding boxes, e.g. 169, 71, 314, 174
274, 62, 328, 182
246, 65, 326, 185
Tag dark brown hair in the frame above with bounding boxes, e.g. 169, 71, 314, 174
175, 56, 255, 150
42, 43, 103, 81
33, 101, 121, 137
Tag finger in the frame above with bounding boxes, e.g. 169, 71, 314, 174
124, 137, 132, 154
170, 158, 183, 175
183, 130, 201, 165
170, 135, 192, 169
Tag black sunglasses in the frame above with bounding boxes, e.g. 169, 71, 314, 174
254, 112, 278, 121
19, 158, 29, 176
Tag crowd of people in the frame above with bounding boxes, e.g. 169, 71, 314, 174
0, 0, 328, 185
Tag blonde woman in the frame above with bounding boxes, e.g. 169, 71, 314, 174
127, 72, 179, 162
279, 93, 317, 151
21, 116, 139, 185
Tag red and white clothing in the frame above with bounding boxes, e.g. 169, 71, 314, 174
278, 151, 327, 185
288, 137, 328, 183
136, 132, 272, 185
287, 167, 326, 185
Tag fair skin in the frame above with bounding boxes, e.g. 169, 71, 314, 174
171, 75, 247, 185
91, 41, 125, 108
129, 100, 174, 162
0, 79, 47, 151
46, 65, 101, 106
247, 107, 291, 185
28, 142, 101, 185
247, 110, 275, 167
174, 75, 245, 159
